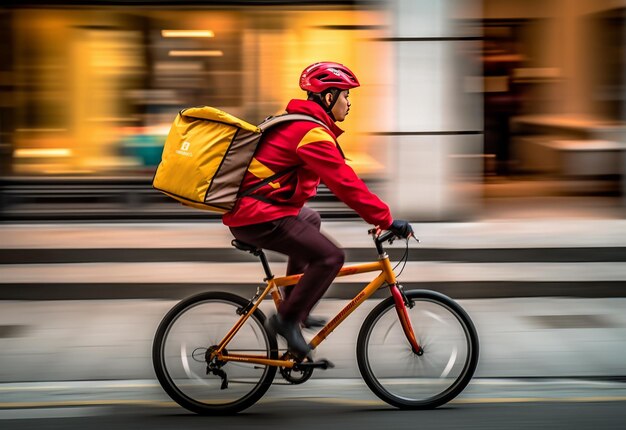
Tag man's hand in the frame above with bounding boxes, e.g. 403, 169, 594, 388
388, 219, 414, 239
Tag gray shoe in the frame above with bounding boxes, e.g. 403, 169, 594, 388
266, 314, 311, 358
302, 315, 327, 329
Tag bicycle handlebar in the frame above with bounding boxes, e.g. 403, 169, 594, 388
369, 229, 401, 255
376, 230, 396, 244
369, 228, 419, 255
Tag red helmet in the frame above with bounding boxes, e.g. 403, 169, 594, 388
299, 62, 360, 93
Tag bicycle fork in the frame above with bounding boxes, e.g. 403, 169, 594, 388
390, 284, 423, 356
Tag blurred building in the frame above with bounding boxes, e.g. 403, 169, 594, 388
0, 0, 624, 221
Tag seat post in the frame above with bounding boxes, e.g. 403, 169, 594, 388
232, 239, 274, 281
254, 250, 274, 281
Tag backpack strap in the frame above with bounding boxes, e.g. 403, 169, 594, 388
239, 114, 332, 200
257, 113, 329, 133
239, 165, 298, 199
263, 113, 346, 159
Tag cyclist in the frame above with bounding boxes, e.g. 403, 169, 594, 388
224, 61, 414, 358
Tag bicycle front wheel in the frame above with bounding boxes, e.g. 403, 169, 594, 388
357, 290, 479, 409
152, 292, 277, 415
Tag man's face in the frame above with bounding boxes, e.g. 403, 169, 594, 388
329, 90, 351, 122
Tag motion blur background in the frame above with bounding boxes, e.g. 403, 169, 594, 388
1, 3, 626, 425
1, 0, 624, 221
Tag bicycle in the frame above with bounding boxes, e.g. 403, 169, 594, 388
152, 229, 479, 415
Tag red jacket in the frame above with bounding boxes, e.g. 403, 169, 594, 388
222, 99, 393, 229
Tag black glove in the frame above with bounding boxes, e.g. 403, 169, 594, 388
388, 219, 414, 239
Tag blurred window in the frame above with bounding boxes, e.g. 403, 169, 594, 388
9, 6, 391, 178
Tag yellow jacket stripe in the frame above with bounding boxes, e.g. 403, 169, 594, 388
296, 127, 336, 149
247, 157, 281, 189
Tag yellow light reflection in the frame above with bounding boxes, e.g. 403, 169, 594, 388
14, 148, 73, 158
161, 30, 215, 38
168, 50, 223, 57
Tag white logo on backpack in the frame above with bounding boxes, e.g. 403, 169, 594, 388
176, 141, 192, 157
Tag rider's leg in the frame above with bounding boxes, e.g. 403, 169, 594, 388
285, 206, 319, 272
231, 213, 343, 322
230, 212, 344, 355
283, 207, 328, 329
265, 216, 344, 324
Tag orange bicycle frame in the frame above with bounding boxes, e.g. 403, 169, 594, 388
212, 239, 421, 368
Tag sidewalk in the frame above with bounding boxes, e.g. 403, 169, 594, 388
0, 297, 625, 382
3, 218, 626, 249
1, 219, 625, 300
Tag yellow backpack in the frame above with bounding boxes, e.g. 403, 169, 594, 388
152, 106, 326, 213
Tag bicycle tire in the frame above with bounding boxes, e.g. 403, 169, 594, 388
357, 289, 479, 409
152, 291, 278, 415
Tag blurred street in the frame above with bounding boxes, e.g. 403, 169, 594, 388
1, 379, 626, 430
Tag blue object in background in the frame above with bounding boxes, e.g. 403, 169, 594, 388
120, 133, 166, 167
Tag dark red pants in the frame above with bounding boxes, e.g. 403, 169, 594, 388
229, 207, 345, 323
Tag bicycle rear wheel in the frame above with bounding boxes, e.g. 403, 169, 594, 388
357, 290, 479, 409
152, 292, 277, 415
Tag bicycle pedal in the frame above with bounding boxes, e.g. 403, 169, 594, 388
294, 359, 334, 370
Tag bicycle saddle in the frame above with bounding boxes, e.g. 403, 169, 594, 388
231, 239, 261, 254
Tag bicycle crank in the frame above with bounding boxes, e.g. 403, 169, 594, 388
279, 352, 313, 384
279, 354, 335, 384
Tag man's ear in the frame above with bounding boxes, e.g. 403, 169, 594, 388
324, 92, 334, 107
